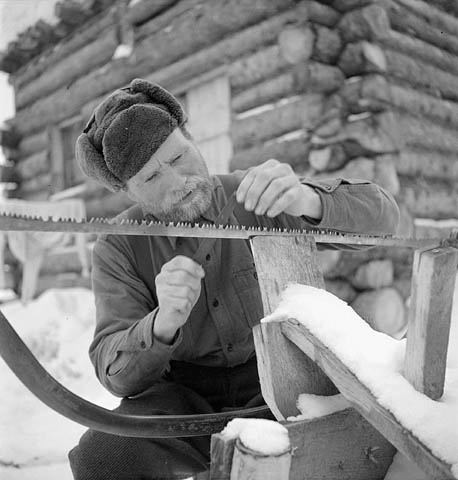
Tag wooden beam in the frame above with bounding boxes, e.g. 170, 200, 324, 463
280, 320, 455, 479
251, 236, 337, 421
404, 247, 458, 399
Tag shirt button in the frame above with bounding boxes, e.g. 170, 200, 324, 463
206, 254, 211, 261
227, 343, 234, 352
212, 299, 219, 308
140, 341, 146, 349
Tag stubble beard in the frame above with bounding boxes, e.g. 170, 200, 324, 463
141, 175, 213, 223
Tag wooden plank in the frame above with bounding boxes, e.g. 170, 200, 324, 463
210, 433, 237, 480
404, 247, 458, 399
286, 408, 395, 480
251, 236, 337, 421
280, 320, 455, 479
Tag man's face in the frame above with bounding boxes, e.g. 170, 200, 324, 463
125, 128, 213, 223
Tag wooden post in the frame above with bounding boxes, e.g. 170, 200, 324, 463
404, 246, 458, 399
230, 438, 291, 480
251, 236, 337, 420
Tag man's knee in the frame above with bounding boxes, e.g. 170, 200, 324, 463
69, 428, 209, 480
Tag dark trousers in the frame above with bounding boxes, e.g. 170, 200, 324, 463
69, 357, 270, 480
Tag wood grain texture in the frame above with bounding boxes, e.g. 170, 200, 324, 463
281, 320, 455, 479
285, 408, 395, 480
404, 247, 458, 399
251, 236, 337, 421
210, 433, 237, 480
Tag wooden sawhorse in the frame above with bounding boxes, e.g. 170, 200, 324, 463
211, 236, 458, 479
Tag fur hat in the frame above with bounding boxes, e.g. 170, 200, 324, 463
75, 78, 187, 192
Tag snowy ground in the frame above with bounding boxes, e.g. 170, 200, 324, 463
0, 288, 118, 480
0, 278, 457, 479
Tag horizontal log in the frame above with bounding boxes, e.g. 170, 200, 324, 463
341, 74, 458, 129
339, 42, 458, 102
126, 0, 178, 25
16, 26, 118, 109
230, 131, 309, 171
230, 45, 292, 93
281, 319, 453, 478
12, 0, 299, 136
15, 150, 49, 180
311, 111, 403, 155
383, 0, 458, 57
394, 0, 458, 38
315, 0, 372, 13
17, 130, 48, 157
231, 94, 324, 150
394, 111, 458, 153
398, 175, 458, 220
148, 1, 310, 91
231, 62, 343, 114
339, 4, 458, 77
311, 24, 342, 64
12, 8, 116, 89
387, 149, 458, 181
307, 0, 339, 27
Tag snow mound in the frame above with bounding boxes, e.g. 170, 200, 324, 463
264, 283, 458, 477
0, 288, 117, 469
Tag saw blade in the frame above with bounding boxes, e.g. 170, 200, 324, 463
0, 212, 451, 249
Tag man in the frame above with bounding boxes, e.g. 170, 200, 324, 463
69, 78, 400, 479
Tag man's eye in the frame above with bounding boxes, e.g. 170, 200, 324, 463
146, 173, 158, 182
171, 154, 182, 164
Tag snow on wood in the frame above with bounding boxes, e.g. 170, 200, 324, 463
263, 284, 458, 478
286, 393, 350, 421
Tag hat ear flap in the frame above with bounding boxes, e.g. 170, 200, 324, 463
75, 133, 123, 193
130, 78, 187, 126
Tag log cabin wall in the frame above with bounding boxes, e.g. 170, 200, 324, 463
0, 0, 457, 327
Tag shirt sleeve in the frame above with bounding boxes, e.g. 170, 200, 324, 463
89, 236, 183, 397
299, 177, 400, 235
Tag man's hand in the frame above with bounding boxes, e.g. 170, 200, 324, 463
236, 159, 322, 219
153, 255, 204, 344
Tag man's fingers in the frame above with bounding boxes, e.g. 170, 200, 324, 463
266, 188, 299, 218
253, 176, 296, 216
163, 255, 205, 278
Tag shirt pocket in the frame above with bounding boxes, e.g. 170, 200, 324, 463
232, 264, 263, 328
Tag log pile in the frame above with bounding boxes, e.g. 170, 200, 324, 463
0, 0, 457, 306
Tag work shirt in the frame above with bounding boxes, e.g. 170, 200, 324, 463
90, 172, 400, 397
